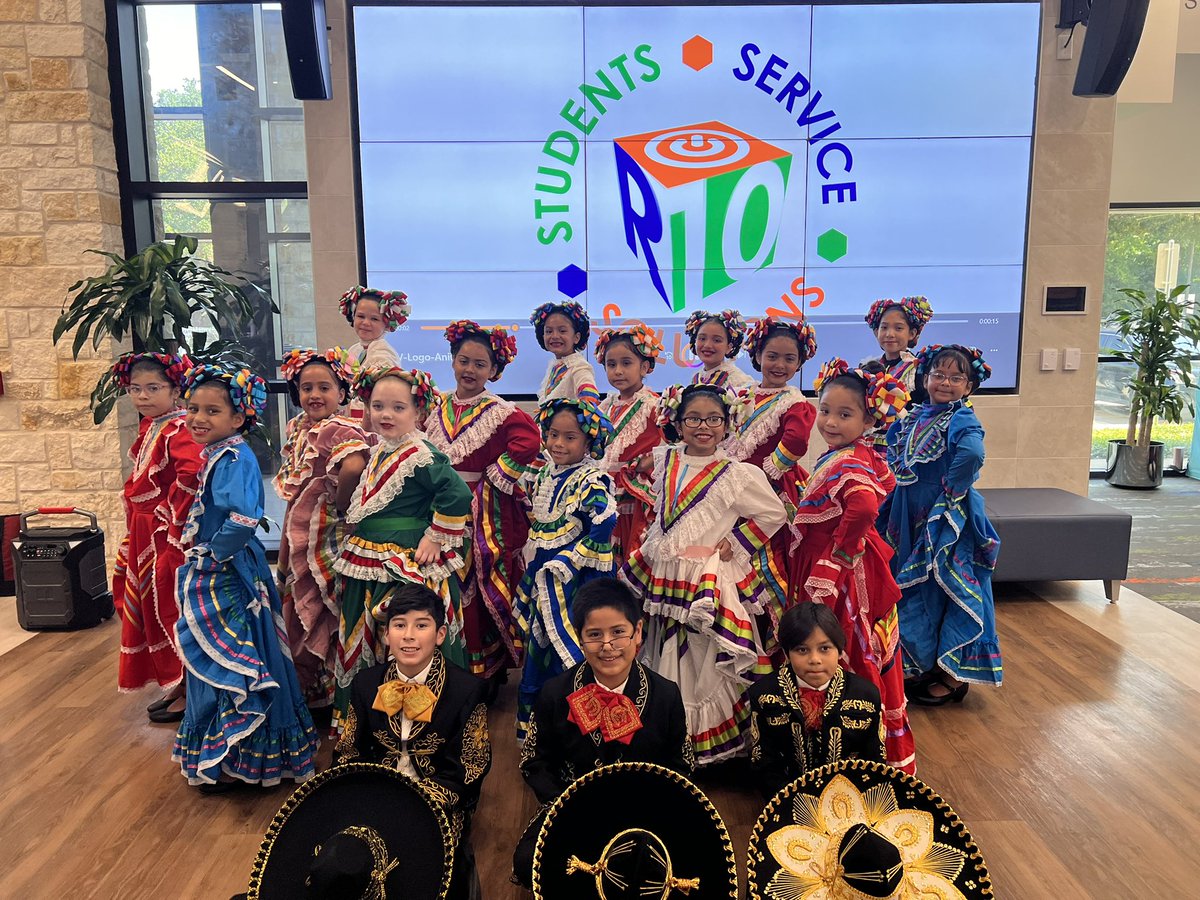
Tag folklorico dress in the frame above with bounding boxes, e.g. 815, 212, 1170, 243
880, 399, 1003, 686
726, 385, 816, 631
691, 358, 755, 392
173, 434, 318, 785
788, 437, 916, 774
621, 445, 787, 765
332, 433, 473, 728
537, 350, 600, 405
273, 412, 371, 707
513, 458, 617, 742
426, 390, 542, 678
597, 388, 661, 568
114, 408, 203, 692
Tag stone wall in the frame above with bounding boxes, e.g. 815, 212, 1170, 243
0, 0, 125, 539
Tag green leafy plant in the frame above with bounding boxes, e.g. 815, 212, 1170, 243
1105, 283, 1200, 448
53, 235, 277, 423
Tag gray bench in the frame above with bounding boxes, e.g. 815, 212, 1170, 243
980, 488, 1132, 602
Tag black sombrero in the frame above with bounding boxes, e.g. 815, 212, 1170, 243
245, 763, 454, 900
747, 759, 993, 900
533, 762, 737, 900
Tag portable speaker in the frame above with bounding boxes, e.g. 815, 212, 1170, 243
280, 0, 332, 101
1072, 0, 1150, 97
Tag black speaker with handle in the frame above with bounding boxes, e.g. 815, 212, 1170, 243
1072, 0, 1150, 97
280, 0, 332, 101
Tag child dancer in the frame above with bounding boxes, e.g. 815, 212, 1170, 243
727, 316, 819, 629
879, 344, 1003, 705
863, 296, 933, 394
426, 320, 541, 682
333, 367, 473, 730
111, 352, 202, 721
621, 384, 787, 765
789, 359, 915, 774
274, 347, 371, 710
595, 323, 664, 568
512, 398, 616, 742
530, 301, 600, 405
748, 602, 884, 797
341, 285, 409, 369
684, 308, 754, 391
174, 364, 317, 790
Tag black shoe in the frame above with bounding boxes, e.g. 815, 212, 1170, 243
146, 696, 172, 714
149, 701, 186, 723
910, 680, 969, 707
198, 779, 241, 795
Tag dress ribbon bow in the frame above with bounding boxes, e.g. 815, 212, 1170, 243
799, 688, 826, 731
566, 682, 643, 745
372, 680, 437, 722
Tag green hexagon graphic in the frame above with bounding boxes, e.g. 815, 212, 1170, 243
816, 229, 847, 262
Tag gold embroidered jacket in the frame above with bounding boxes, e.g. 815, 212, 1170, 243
747, 666, 885, 797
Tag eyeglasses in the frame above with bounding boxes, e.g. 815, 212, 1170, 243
927, 372, 968, 386
126, 384, 170, 397
681, 415, 726, 428
580, 633, 635, 650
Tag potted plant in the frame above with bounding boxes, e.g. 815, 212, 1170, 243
53, 235, 275, 424
1103, 283, 1200, 488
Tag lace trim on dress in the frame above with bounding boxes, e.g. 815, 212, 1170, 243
599, 388, 658, 471
725, 386, 805, 462
345, 434, 432, 524
425, 391, 513, 466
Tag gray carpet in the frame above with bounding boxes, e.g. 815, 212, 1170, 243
1088, 476, 1200, 623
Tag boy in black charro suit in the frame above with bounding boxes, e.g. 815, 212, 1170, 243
335, 582, 490, 900
511, 577, 692, 889
748, 601, 886, 797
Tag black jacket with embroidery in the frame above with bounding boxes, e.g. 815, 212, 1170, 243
335, 651, 491, 825
519, 660, 693, 805
747, 665, 885, 797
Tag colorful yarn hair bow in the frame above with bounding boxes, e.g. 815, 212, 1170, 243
864, 295, 935, 333
339, 286, 412, 332
280, 346, 355, 386
530, 301, 590, 351
352, 366, 441, 423
112, 351, 194, 390
443, 319, 519, 378
683, 308, 748, 357
656, 382, 742, 436
594, 322, 665, 369
182, 363, 268, 425
915, 343, 992, 386
536, 397, 614, 459
744, 316, 818, 370
812, 358, 910, 428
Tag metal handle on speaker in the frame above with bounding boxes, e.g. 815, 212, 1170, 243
21, 507, 100, 531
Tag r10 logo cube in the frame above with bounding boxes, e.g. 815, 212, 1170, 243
615, 121, 793, 312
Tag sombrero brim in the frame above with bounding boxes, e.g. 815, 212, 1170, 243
533, 762, 737, 899
247, 763, 454, 900
747, 759, 992, 899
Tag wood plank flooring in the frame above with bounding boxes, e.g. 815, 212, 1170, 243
1, 583, 1198, 898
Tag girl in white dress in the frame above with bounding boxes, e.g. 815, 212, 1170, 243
620, 383, 786, 765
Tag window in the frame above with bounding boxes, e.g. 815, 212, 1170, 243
114, 1, 314, 536
1095, 209, 1198, 471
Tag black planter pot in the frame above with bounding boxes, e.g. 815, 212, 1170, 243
1105, 439, 1164, 489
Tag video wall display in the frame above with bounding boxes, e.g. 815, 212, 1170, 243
352, 2, 1040, 392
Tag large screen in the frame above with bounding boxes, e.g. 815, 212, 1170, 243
352, 2, 1039, 393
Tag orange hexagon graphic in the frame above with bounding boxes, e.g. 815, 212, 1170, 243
682, 35, 713, 72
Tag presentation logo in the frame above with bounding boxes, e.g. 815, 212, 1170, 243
615, 122, 792, 313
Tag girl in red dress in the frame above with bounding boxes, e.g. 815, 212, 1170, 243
727, 316, 818, 632
110, 352, 203, 721
425, 320, 541, 683
788, 359, 916, 774
595, 323, 665, 569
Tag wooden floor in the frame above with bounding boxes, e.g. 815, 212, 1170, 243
2, 582, 1199, 899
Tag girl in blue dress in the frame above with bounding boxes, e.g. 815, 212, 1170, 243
512, 397, 616, 743
879, 344, 1003, 706
173, 364, 319, 791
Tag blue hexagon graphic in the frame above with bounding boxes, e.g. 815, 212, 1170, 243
816, 229, 848, 263
557, 264, 587, 298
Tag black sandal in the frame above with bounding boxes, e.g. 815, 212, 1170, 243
910, 677, 968, 707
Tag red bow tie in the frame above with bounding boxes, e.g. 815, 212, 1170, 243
799, 688, 826, 730
566, 683, 643, 745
